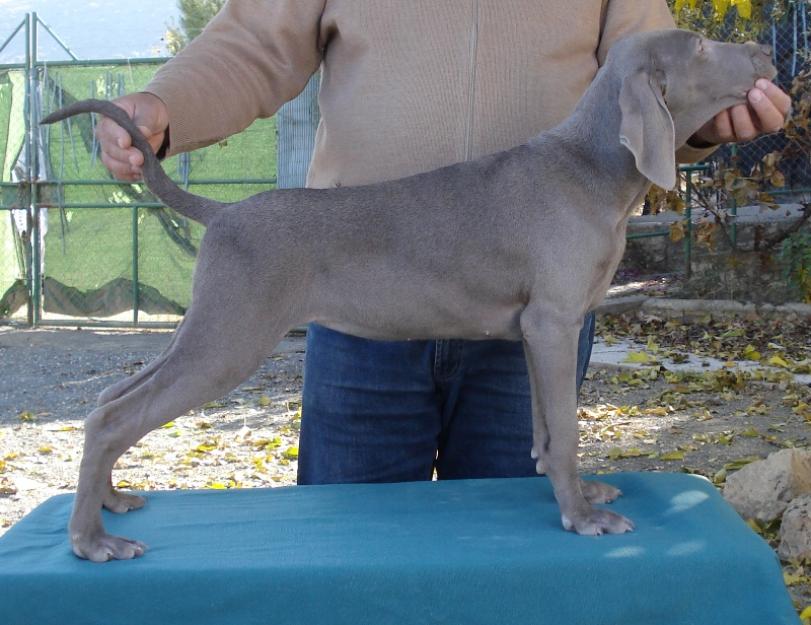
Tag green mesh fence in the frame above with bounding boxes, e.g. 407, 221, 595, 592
0, 68, 26, 318
4, 60, 278, 324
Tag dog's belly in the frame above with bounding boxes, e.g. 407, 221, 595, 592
318, 317, 525, 342
310, 286, 526, 342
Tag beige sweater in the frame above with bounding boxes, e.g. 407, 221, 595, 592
146, 0, 713, 189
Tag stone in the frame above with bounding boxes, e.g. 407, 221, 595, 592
779, 495, 811, 561
722, 449, 811, 523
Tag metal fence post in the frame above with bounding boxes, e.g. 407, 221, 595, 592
729, 144, 738, 248
132, 207, 140, 326
28, 13, 41, 326
684, 171, 693, 279
22, 14, 31, 325
21, 13, 42, 325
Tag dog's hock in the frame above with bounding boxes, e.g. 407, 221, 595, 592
618, 68, 677, 191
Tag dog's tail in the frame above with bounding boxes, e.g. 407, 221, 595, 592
40, 99, 225, 226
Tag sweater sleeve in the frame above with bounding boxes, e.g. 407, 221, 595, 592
597, 0, 717, 164
145, 0, 326, 156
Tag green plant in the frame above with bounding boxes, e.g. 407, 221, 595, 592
779, 229, 811, 302
668, 0, 789, 40
165, 0, 226, 55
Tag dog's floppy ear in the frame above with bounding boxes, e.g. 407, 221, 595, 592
618, 68, 676, 190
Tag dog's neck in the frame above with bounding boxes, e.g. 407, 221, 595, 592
534, 66, 654, 213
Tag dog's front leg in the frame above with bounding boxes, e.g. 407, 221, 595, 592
520, 308, 633, 535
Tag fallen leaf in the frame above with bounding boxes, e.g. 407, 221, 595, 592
607, 447, 647, 459
194, 440, 219, 454
0, 478, 17, 496
724, 456, 761, 471
625, 351, 652, 364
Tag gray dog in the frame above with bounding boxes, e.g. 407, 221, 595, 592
42, 29, 776, 562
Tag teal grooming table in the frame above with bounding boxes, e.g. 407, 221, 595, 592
0, 473, 799, 625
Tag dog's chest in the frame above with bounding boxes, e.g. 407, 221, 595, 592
587, 224, 628, 310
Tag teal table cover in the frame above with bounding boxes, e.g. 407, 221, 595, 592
0, 473, 799, 625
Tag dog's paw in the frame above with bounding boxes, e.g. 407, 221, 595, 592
103, 488, 146, 514
561, 508, 634, 536
530, 447, 547, 475
581, 480, 622, 504
72, 533, 147, 562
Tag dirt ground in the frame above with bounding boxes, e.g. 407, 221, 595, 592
1, 316, 810, 611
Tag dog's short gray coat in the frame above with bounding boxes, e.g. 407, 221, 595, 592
42, 29, 776, 562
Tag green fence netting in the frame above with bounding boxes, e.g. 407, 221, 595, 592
0, 69, 26, 317
8, 61, 278, 322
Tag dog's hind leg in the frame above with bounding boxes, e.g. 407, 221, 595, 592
102, 475, 148, 514
95, 330, 181, 513
69, 306, 291, 562
96, 354, 168, 407
97, 328, 183, 406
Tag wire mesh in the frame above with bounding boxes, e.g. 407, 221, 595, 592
713, 1, 811, 190
1, 57, 277, 324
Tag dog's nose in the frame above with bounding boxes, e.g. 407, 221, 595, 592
745, 41, 777, 80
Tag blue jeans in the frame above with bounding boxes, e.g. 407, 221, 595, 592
298, 312, 596, 484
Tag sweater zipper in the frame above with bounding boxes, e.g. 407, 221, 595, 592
464, 0, 479, 161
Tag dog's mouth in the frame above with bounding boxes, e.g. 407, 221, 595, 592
757, 65, 779, 82
751, 50, 778, 81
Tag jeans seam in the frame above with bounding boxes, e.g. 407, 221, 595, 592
433, 339, 443, 379
434, 339, 463, 381
446, 340, 462, 379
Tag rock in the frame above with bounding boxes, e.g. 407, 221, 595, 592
779, 495, 811, 561
723, 449, 811, 523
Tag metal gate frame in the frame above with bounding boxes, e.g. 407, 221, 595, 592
0, 13, 278, 328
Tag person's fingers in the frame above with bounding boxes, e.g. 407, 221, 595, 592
749, 80, 790, 133
712, 109, 735, 143
756, 79, 792, 118
690, 80, 791, 147
100, 133, 142, 166
730, 103, 758, 141
96, 113, 132, 149
100, 150, 142, 181
94, 94, 168, 180
95, 101, 142, 180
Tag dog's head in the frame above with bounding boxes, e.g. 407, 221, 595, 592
609, 29, 778, 190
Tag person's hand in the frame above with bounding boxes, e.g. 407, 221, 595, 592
96, 92, 170, 181
691, 79, 791, 147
